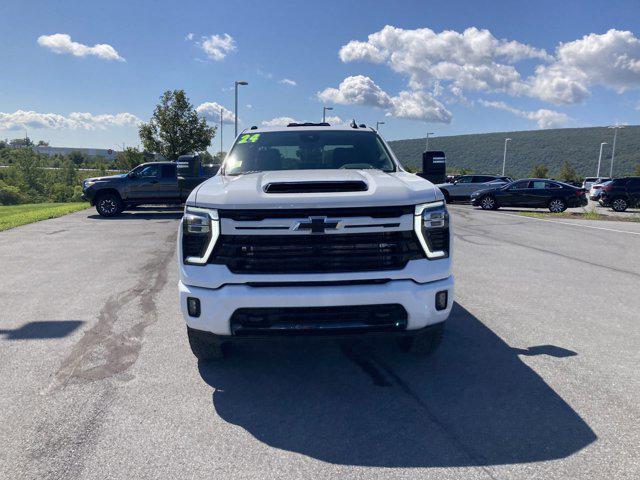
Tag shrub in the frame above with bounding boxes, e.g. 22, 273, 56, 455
0, 181, 24, 205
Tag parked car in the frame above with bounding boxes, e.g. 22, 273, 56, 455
178, 123, 453, 360
599, 177, 640, 212
471, 178, 588, 212
582, 177, 606, 191
589, 178, 612, 201
82, 157, 217, 216
437, 174, 513, 202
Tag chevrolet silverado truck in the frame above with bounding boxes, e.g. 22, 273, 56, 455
82, 156, 217, 216
178, 124, 454, 360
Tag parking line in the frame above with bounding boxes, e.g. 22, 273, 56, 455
496, 211, 640, 236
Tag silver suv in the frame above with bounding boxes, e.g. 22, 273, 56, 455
437, 175, 512, 202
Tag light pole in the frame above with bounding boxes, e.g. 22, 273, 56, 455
375, 121, 385, 132
502, 138, 511, 176
234, 81, 248, 137
608, 124, 625, 178
425, 132, 434, 151
596, 142, 607, 177
322, 106, 333, 123
220, 107, 224, 158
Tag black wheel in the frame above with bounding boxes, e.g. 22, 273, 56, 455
95, 192, 124, 217
187, 327, 228, 360
611, 197, 628, 212
397, 323, 444, 356
479, 195, 497, 210
442, 190, 451, 204
548, 198, 567, 213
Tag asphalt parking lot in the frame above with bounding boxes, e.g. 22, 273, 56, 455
1, 205, 639, 479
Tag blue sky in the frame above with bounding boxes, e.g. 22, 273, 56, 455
1, 0, 639, 152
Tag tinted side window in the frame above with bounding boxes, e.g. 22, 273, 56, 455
509, 180, 530, 189
137, 165, 160, 177
457, 176, 473, 184
627, 178, 640, 188
473, 175, 495, 183
161, 164, 177, 179
531, 181, 547, 189
546, 182, 562, 189
612, 178, 629, 187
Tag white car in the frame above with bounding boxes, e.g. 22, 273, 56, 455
178, 123, 454, 360
588, 178, 612, 200
437, 174, 512, 202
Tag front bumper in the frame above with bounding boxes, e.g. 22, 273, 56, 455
179, 276, 454, 336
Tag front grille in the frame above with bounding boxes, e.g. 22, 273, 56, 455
230, 304, 408, 336
209, 231, 423, 274
218, 206, 413, 221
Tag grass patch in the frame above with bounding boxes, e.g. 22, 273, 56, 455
519, 210, 639, 222
0, 202, 89, 232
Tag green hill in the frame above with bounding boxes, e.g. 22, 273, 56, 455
387, 125, 640, 179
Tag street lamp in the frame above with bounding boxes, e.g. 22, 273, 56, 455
234, 81, 248, 137
502, 138, 511, 176
608, 124, 625, 178
322, 106, 333, 123
219, 107, 224, 158
375, 121, 385, 132
596, 142, 607, 177
425, 132, 434, 151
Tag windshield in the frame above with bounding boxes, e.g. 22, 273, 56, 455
223, 130, 396, 175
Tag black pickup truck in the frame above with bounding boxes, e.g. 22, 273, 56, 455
82, 155, 217, 216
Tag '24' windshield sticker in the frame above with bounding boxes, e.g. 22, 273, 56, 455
238, 133, 260, 144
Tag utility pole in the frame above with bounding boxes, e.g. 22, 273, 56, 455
596, 142, 607, 177
425, 132, 434, 151
502, 138, 511, 176
220, 107, 223, 158
234, 81, 248, 137
608, 124, 625, 178
322, 106, 333, 123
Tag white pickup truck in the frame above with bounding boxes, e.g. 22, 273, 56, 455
177, 123, 453, 360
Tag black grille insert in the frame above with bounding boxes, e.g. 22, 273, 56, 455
219, 206, 413, 221
210, 231, 423, 274
230, 304, 408, 335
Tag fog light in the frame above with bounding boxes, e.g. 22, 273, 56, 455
435, 291, 448, 311
187, 297, 201, 317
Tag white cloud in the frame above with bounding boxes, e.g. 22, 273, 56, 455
528, 29, 640, 104
0, 110, 140, 130
261, 117, 298, 127
196, 102, 235, 124
338, 26, 640, 106
325, 115, 343, 124
318, 75, 392, 108
339, 26, 548, 94
279, 78, 297, 86
185, 33, 194, 41
37, 33, 124, 61
246, 104, 253, 109
199, 34, 236, 61
318, 75, 451, 123
479, 100, 569, 129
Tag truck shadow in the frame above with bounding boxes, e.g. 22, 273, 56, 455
87, 206, 183, 221
198, 303, 596, 467
0, 320, 83, 340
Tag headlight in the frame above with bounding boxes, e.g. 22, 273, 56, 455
83, 180, 96, 189
414, 201, 450, 259
182, 206, 219, 265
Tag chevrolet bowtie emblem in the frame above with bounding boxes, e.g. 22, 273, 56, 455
295, 216, 339, 233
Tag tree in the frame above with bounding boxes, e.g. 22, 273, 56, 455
9, 137, 33, 148
67, 150, 88, 167
37, 140, 50, 147
213, 151, 227, 164
557, 160, 578, 183
115, 147, 145, 171
12, 148, 43, 193
60, 159, 77, 186
139, 90, 216, 160
531, 164, 549, 178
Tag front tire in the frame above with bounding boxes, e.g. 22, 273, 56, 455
397, 323, 444, 356
479, 195, 497, 210
611, 197, 628, 212
548, 198, 567, 213
187, 327, 227, 360
95, 192, 124, 217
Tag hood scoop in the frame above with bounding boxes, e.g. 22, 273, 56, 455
263, 180, 368, 194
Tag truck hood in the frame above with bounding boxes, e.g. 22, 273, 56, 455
189, 169, 441, 210
87, 173, 127, 183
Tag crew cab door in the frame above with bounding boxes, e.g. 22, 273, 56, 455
158, 163, 180, 200
451, 175, 474, 196
628, 178, 640, 206
127, 164, 161, 199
